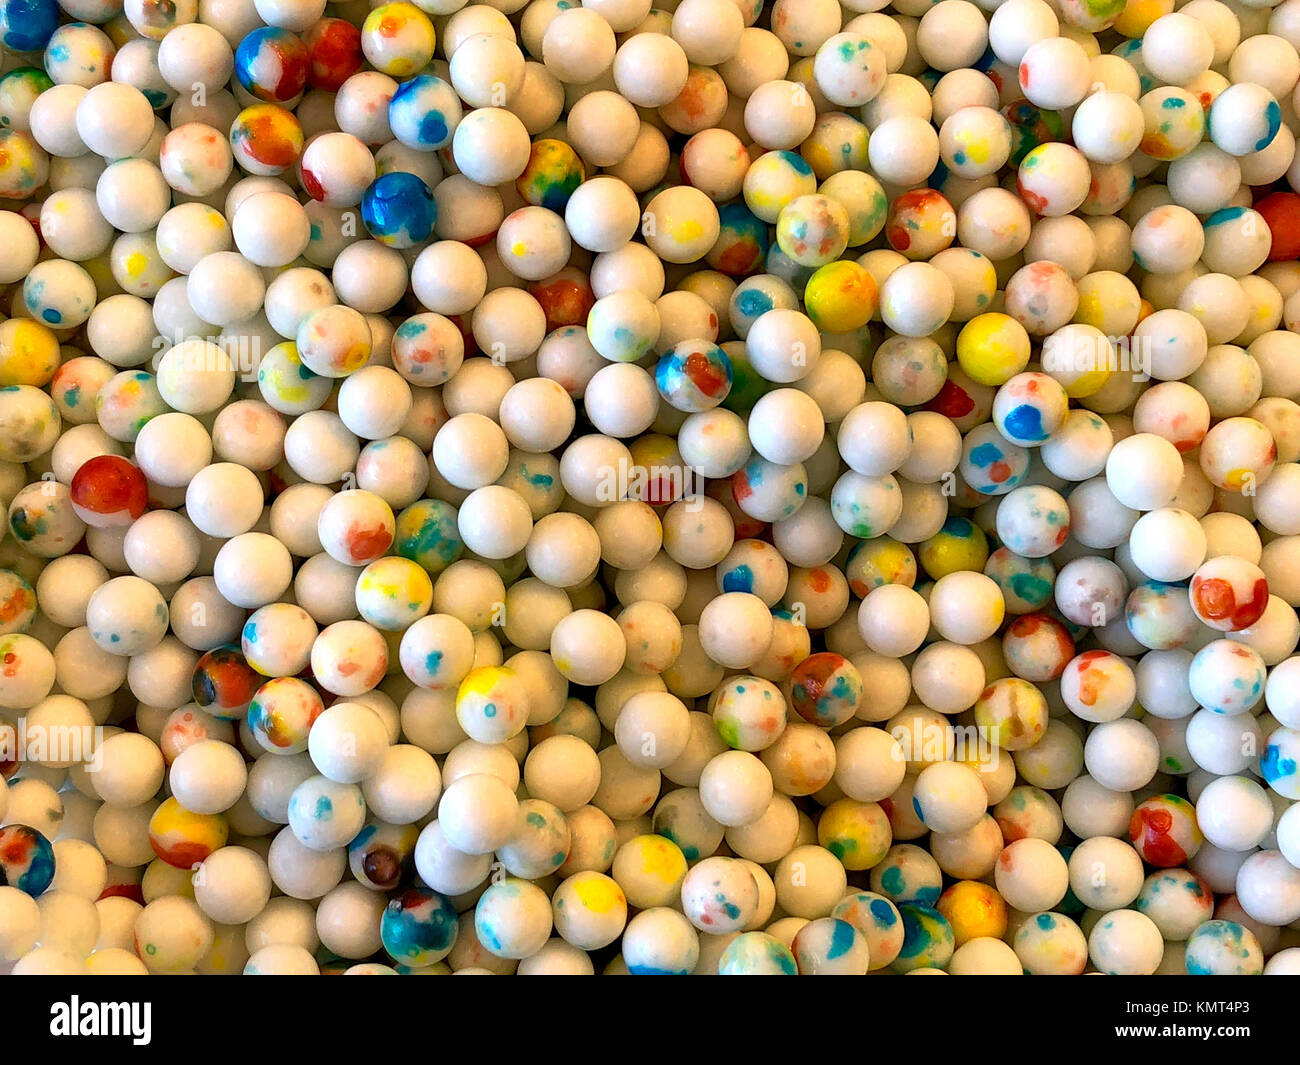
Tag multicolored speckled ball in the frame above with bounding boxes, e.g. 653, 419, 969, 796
382, 886, 458, 966
246, 677, 324, 755
516, 139, 585, 212
0, 823, 54, 896
891, 905, 955, 973
655, 340, 733, 413
393, 499, 464, 576
234, 26, 310, 103
192, 645, 262, 720
356, 556, 434, 630
802, 259, 876, 333
789, 652, 862, 727
1184, 920, 1264, 976
718, 931, 798, 975
1129, 794, 1203, 867
148, 796, 229, 869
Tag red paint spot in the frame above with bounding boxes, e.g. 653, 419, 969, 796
98, 883, 145, 904
271, 39, 310, 101
1017, 179, 1049, 215
886, 223, 911, 251
345, 522, 393, 562
996, 815, 1028, 842
1129, 805, 1187, 867
152, 838, 216, 869
715, 239, 762, 276
926, 380, 976, 420
1191, 576, 1269, 630
732, 470, 753, 503
301, 165, 326, 201
0, 587, 32, 625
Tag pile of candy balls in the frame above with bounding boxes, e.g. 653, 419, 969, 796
4, 0, 1300, 978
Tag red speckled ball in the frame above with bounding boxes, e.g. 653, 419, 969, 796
69, 454, 148, 528
1256, 191, 1300, 262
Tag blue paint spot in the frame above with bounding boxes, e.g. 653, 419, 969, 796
1260, 99, 1282, 150
1002, 403, 1045, 441
869, 898, 896, 926
781, 150, 813, 176
1205, 206, 1247, 227
735, 288, 773, 319
1262, 743, 1296, 782
826, 920, 856, 960
417, 110, 447, 145
722, 564, 754, 592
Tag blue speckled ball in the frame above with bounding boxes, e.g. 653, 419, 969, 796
361, 171, 436, 249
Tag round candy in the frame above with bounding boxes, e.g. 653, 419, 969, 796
655, 341, 733, 413
193, 646, 262, 720
148, 796, 228, 869
0, 825, 55, 896
381, 887, 457, 967
361, 172, 436, 250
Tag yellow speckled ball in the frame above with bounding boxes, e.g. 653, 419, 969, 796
817, 797, 892, 871
919, 516, 990, 579
937, 880, 1009, 945
0, 319, 60, 386
803, 259, 877, 333
956, 313, 1031, 387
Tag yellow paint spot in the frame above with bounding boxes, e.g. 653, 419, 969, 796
573, 874, 625, 914
457, 665, 514, 703
671, 219, 704, 243
961, 134, 990, 165
637, 836, 686, 883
